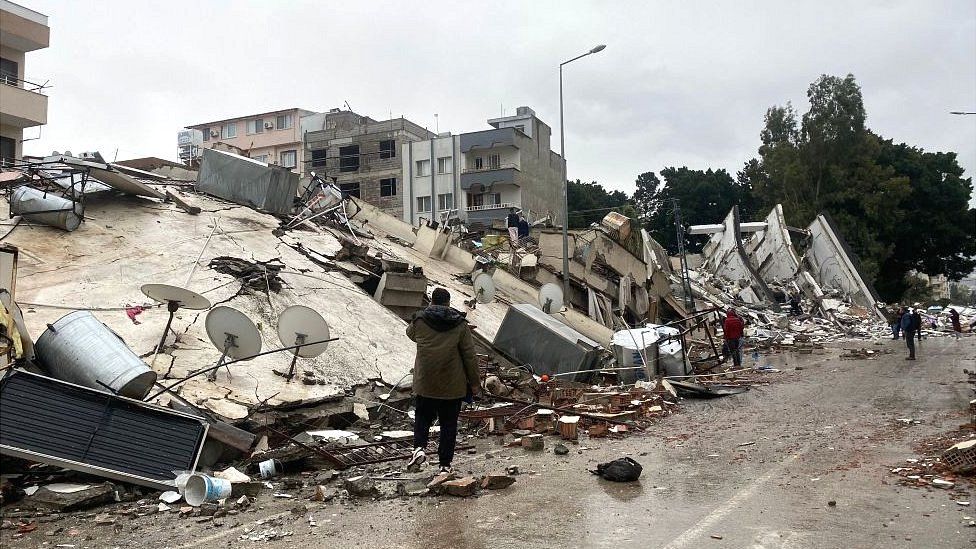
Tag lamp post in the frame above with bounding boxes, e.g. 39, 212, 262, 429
559, 44, 606, 303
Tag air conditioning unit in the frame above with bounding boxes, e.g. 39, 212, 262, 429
264, 122, 274, 129
210, 130, 219, 138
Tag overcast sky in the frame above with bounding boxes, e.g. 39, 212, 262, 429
19, 0, 976, 197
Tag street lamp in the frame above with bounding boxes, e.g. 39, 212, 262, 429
559, 44, 606, 303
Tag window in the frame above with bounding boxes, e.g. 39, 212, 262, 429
436, 157, 452, 174
466, 192, 483, 208
339, 145, 360, 172
416, 196, 431, 213
437, 193, 454, 211
380, 177, 397, 197
280, 150, 297, 168
221, 123, 237, 139
202, 127, 210, 142
379, 139, 396, 159
276, 114, 294, 130
340, 182, 361, 198
246, 119, 264, 135
252, 154, 269, 163
490, 192, 501, 205
474, 157, 483, 170
488, 154, 500, 169
0, 136, 15, 167
311, 149, 328, 168
416, 159, 430, 176
0, 58, 17, 86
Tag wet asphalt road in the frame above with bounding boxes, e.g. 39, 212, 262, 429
3, 338, 974, 548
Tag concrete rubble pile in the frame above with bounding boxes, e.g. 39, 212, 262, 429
0, 152, 970, 535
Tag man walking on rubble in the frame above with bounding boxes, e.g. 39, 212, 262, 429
723, 308, 745, 368
507, 208, 520, 249
901, 307, 917, 360
406, 287, 481, 473
949, 308, 962, 339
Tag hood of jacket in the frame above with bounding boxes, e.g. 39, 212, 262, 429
415, 305, 467, 332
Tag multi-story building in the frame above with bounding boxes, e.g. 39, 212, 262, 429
301, 109, 433, 218
0, 0, 49, 165
402, 106, 565, 228
182, 108, 315, 170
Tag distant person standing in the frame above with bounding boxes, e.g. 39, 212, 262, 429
506, 208, 520, 248
912, 308, 923, 343
901, 308, 917, 360
788, 293, 803, 316
949, 308, 962, 339
891, 307, 904, 340
405, 288, 480, 473
723, 309, 745, 368
517, 215, 530, 240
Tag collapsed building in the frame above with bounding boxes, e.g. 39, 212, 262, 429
0, 151, 964, 508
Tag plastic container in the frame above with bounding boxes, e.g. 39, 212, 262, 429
258, 459, 283, 479
183, 474, 232, 507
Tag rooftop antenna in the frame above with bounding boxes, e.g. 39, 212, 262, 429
204, 306, 262, 381
344, 100, 352, 111
276, 305, 331, 382
473, 272, 496, 304
434, 114, 439, 134
538, 283, 564, 314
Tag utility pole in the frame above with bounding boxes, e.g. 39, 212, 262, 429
672, 199, 695, 312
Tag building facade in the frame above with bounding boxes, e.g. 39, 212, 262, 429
0, 0, 49, 165
182, 108, 315, 170
401, 106, 565, 228
302, 109, 433, 218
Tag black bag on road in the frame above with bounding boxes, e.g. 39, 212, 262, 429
591, 457, 643, 482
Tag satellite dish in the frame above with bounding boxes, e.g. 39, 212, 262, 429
473, 273, 496, 304
141, 283, 212, 361
538, 283, 564, 314
204, 306, 262, 381
277, 305, 330, 358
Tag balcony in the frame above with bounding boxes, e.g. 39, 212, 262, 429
465, 202, 520, 225
460, 164, 519, 191
0, 79, 47, 128
460, 127, 518, 153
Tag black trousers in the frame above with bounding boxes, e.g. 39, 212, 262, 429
413, 396, 463, 467
905, 329, 916, 358
724, 338, 742, 368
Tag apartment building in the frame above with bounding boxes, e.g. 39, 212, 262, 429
301, 109, 433, 218
0, 0, 49, 165
182, 108, 315, 170
402, 106, 565, 228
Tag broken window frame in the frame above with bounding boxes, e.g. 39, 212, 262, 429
339, 181, 361, 198
380, 177, 397, 197
339, 145, 360, 172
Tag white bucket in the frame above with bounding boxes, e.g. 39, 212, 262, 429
174, 473, 192, 494
258, 459, 282, 479
183, 474, 232, 507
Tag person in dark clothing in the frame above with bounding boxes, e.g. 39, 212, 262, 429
891, 307, 904, 340
788, 293, 803, 316
506, 209, 520, 248
949, 308, 962, 339
405, 288, 480, 473
901, 309, 916, 360
911, 308, 923, 344
723, 309, 745, 368
517, 215, 530, 239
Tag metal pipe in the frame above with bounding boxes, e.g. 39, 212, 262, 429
9, 186, 84, 232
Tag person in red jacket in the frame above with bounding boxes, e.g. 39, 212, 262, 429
723, 308, 745, 368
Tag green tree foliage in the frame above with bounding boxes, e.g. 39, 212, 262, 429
637, 167, 755, 254
738, 74, 975, 300
566, 179, 634, 229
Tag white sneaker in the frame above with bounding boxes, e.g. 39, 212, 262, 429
438, 465, 453, 475
407, 447, 426, 469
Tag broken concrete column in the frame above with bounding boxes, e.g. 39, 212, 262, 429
373, 271, 428, 319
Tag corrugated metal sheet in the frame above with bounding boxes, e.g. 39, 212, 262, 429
195, 148, 298, 215
0, 370, 207, 489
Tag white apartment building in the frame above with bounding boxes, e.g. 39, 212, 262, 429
401, 106, 565, 229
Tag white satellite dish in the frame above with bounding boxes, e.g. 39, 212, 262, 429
204, 306, 262, 381
473, 272, 496, 304
141, 283, 212, 359
538, 283, 564, 314
277, 305, 331, 382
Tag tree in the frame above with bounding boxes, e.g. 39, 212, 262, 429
638, 167, 754, 254
566, 179, 634, 229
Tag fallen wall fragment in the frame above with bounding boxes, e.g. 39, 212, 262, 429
804, 213, 884, 320
195, 148, 298, 215
0, 370, 207, 490
492, 303, 603, 381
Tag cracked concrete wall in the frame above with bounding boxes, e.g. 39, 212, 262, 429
805, 214, 885, 320
744, 204, 801, 285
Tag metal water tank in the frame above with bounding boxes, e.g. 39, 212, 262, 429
9, 186, 84, 232
34, 311, 157, 399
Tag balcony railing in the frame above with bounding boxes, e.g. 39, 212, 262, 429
0, 74, 50, 95
461, 163, 518, 174
466, 201, 519, 212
